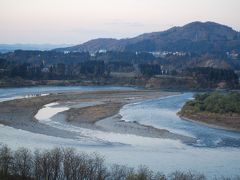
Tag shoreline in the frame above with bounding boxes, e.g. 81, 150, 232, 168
59, 90, 195, 143
0, 89, 195, 144
95, 114, 195, 144
178, 112, 240, 132
1, 79, 237, 92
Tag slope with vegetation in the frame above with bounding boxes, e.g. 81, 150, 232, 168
179, 92, 240, 130
55, 21, 240, 54
0, 50, 239, 89
0, 21, 240, 89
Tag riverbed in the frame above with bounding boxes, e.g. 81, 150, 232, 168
0, 86, 240, 178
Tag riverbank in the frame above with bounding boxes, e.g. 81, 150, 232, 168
1, 89, 240, 178
178, 111, 240, 132
178, 92, 240, 131
0, 76, 222, 91
0, 89, 194, 143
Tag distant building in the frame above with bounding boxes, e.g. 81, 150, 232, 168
98, 49, 107, 53
173, 52, 186, 56
227, 51, 239, 60
90, 53, 96, 57
150, 51, 186, 58
64, 51, 70, 54
41, 67, 49, 73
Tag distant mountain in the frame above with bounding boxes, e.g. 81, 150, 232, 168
55, 21, 240, 54
0, 44, 72, 53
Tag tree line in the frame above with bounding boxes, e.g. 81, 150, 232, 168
183, 92, 240, 114
183, 67, 239, 88
184, 67, 239, 82
0, 145, 212, 180
0, 59, 110, 80
0, 50, 239, 89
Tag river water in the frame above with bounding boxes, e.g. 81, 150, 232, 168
0, 86, 240, 178
0, 85, 134, 102
120, 93, 240, 148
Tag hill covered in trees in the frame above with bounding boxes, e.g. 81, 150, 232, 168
0, 50, 239, 89
1, 21, 240, 89
55, 21, 240, 55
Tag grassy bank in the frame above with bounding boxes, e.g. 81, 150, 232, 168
179, 92, 240, 131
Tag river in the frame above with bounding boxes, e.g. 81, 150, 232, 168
0, 86, 240, 178
120, 93, 240, 148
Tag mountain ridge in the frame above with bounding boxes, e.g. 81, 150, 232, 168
54, 21, 240, 54
0, 44, 72, 53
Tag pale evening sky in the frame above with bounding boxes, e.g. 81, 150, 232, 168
0, 0, 239, 44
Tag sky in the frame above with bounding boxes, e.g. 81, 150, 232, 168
0, 0, 240, 44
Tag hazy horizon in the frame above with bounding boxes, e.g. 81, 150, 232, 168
1, 0, 240, 44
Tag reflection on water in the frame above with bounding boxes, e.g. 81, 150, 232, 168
120, 93, 240, 148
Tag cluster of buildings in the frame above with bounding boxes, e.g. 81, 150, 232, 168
90, 49, 108, 57
226, 51, 239, 60
149, 51, 187, 58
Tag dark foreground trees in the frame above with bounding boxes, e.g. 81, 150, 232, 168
0, 146, 110, 180
0, 145, 238, 180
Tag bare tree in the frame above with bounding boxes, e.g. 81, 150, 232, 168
154, 172, 167, 180
75, 153, 89, 180
63, 148, 76, 180
0, 145, 214, 180
139, 165, 154, 180
126, 165, 154, 180
169, 171, 206, 180
108, 164, 134, 180
0, 145, 13, 176
38, 150, 52, 180
12, 147, 33, 179
63, 149, 95, 180
49, 148, 63, 180
33, 149, 43, 180
87, 153, 108, 180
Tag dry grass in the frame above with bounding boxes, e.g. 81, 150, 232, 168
66, 102, 123, 123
